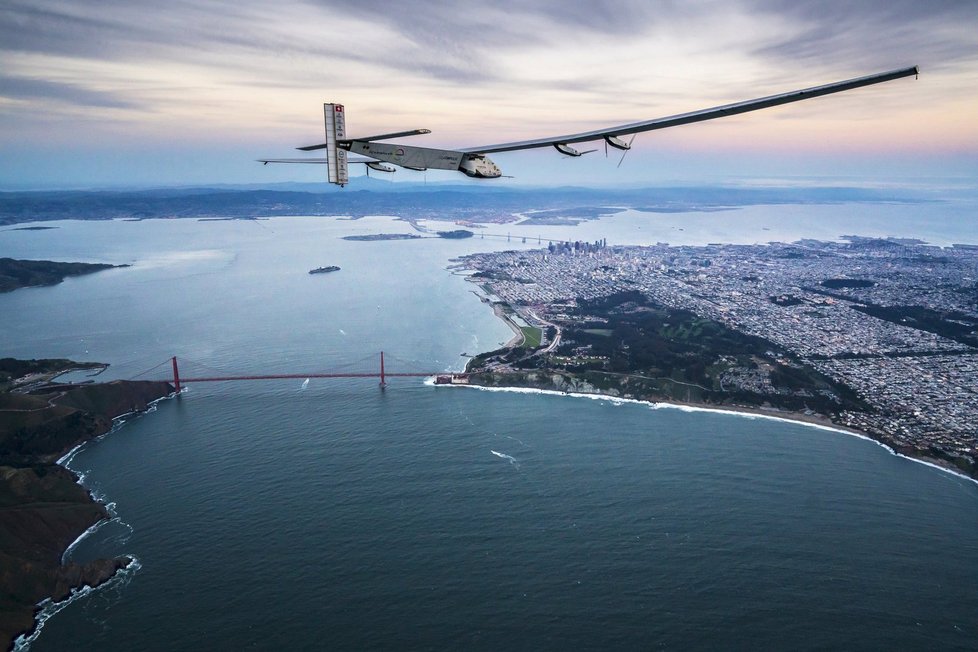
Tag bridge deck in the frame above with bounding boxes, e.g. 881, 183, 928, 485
180, 372, 437, 382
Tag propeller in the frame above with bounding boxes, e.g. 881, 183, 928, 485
617, 134, 637, 169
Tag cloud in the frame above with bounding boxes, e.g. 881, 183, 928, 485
0, 3, 122, 59
0, 0, 972, 187
746, 0, 978, 72
0, 75, 139, 108
305, 0, 662, 45
4, 0, 969, 96
0, 1, 692, 89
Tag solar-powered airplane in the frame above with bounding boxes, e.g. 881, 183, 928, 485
260, 66, 918, 186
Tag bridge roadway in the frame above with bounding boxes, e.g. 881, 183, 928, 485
165, 355, 444, 392
178, 372, 437, 382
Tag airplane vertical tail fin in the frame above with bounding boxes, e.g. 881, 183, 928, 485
324, 103, 349, 186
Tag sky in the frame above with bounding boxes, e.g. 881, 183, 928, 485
1, 0, 976, 189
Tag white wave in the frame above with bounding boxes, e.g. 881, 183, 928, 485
890, 453, 978, 486
504, 434, 528, 447
35, 392, 182, 643
56, 442, 86, 466
59, 391, 180, 469
109, 391, 175, 426
59, 507, 129, 567
459, 383, 647, 407
300, 378, 309, 390
61, 519, 106, 564
87, 486, 110, 507
12, 556, 142, 652
455, 384, 978, 486
12, 585, 98, 651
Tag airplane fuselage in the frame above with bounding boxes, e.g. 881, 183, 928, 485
342, 140, 501, 178
458, 154, 502, 178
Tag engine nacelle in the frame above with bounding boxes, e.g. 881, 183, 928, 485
553, 143, 583, 157
604, 135, 631, 151
459, 154, 501, 178
366, 162, 396, 173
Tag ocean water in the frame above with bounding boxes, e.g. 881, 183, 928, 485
2, 202, 977, 651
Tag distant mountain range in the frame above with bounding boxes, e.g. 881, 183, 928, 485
0, 182, 934, 227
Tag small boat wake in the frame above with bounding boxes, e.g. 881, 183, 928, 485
491, 449, 519, 468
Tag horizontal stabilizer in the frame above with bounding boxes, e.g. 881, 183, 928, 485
257, 156, 377, 165
260, 158, 326, 164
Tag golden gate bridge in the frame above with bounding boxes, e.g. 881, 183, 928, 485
130, 352, 455, 392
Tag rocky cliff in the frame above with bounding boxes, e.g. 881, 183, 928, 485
0, 372, 173, 649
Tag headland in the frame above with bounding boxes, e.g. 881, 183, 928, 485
0, 258, 128, 293
0, 358, 173, 649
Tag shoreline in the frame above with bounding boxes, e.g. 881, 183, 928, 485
0, 368, 175, 649
12, 557, 142, 652
451, 380, 978, 487
491, 303, 525, 347
7, 398, 173, 649
464, 282, 976, 486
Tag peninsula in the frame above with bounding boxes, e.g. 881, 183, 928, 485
456, 237, 978, 480
0, 258, 126, 293
0, 358, 173, 649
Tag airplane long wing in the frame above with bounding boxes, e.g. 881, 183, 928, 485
460, 66, 918, 154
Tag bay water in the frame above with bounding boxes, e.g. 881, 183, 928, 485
2, 201, 977, 650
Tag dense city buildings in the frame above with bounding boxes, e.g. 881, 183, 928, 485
458, 237, 978, 478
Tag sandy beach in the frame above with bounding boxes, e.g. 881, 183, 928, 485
492, 303, 526, 347
453, 378, 978, 486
